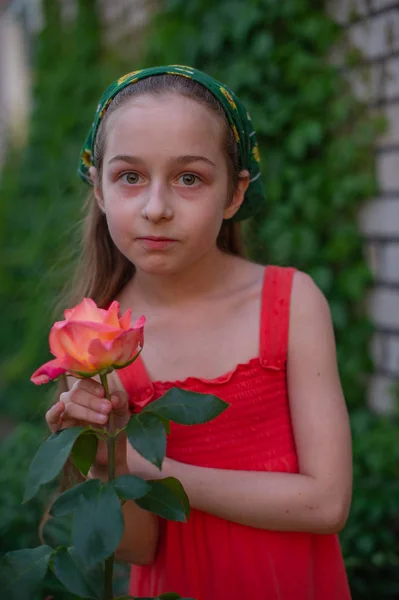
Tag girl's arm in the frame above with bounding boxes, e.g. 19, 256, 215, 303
132, 272, 352, 534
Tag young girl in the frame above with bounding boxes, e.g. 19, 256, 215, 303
45, 65, 352, 599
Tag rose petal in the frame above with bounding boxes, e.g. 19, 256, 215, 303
31, 359, 67, 385
104, 301, 121, 328
119, 308, 132, 330
88, 328, 143, 369
40, 299, 145, 382
132, 315, 146, 332
67, 298, 108, 323
50, 323, 88, 361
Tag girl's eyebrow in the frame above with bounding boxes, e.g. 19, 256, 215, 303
108, 155, 145, 165
175, 155, 216, 168
108, 154, 216, 167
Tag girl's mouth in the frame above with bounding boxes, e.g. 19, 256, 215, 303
136, 236, 178, 250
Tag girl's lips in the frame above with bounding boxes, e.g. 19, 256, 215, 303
137, 237, 178, 250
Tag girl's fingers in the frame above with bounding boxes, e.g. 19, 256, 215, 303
72, 378, 105, 398
62, 401, 109, 426
68, 387, 112, 414
110, 391, 130, 415
45, 401, 65, 432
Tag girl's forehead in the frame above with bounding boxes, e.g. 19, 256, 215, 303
104, 93, 224, 156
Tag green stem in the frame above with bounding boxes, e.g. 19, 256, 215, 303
100, 372, 116, 600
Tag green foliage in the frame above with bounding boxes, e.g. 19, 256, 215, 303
127, 389, 229, 468
0, 0, 111, 424
52, 546, 104, 599
0, 423, 50, 553
71, 430, 99, 476
2, 388, 223, 598
141, 389, 229, 423
112, 474, 152, 500
24, 426, 86, 503
341, 409, 399, 599
127, 412, 168, 469
135, 477, 190, 522
0, 545, 53, 600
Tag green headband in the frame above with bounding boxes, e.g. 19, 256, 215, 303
79, 65, 265, 221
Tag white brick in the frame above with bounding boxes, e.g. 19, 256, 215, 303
380, 243, 399, 281
359, 199, 399, 236
61, 0, 77, 23
364, 241, 381, 276
385, 57, 399, 99
344, 64, 379, 103
386, 334, 399, 372
370, 332, 387, 368
377, 104, 399, 145
372, 0, 399, 10
345, 58, 399, 104
377, 154, 399, 192
347, 12, 399, 60
368, 374, 397, 414
368, 287, 399, 328
327, 0, 369, 24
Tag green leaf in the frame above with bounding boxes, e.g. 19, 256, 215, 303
0, 545, 53, 600
23, 426, 85, 503
50, 478, 102, 517
52, 546, 103, 599
71, 430, 98, 476
126, 412, 167, 468
136, 477, 190, 522
112, 473, 151, 500
73, 481, 124, 566
142, 388, 229, 425
42, 514, 73, 548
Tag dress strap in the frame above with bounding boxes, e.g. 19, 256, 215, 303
259, 265, 297, 370
117, 354, 154, 412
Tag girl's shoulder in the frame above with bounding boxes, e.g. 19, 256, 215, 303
289, 269, 331, 323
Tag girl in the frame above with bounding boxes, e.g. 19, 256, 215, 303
45, 65, 352, 599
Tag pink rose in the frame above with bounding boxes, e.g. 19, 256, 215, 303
31, 298, 144, 384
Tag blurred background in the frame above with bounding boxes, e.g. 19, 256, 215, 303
0, 0, 398, 598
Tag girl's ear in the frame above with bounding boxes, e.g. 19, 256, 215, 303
89, 166, 105, 212
223, 170, 250, 220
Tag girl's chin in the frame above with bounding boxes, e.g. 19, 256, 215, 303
132, 256, 185, 276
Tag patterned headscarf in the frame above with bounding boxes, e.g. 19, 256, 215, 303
79, 65, 265, 221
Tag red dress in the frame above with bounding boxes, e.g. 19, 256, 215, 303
118, 265, 351, 600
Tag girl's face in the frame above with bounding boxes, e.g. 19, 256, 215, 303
91, 93, 249, 275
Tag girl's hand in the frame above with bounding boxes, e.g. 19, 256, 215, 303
45, 378, 131, 478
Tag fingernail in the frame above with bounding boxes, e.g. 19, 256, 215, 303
96, 413, 107, 423
111, 394, 119, 403
100, 402, 110, 412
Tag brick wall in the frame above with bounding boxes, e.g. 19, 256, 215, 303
329, 0, 399, 412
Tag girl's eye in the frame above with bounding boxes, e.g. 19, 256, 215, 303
179, 173, 200, 186
122, 172, 141, 185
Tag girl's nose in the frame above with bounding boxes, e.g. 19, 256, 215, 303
141, 182, 173, 222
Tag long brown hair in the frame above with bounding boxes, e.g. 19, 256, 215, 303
64, 74, 245, 312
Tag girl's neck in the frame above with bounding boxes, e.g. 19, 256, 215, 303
127, 247, 239, 308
